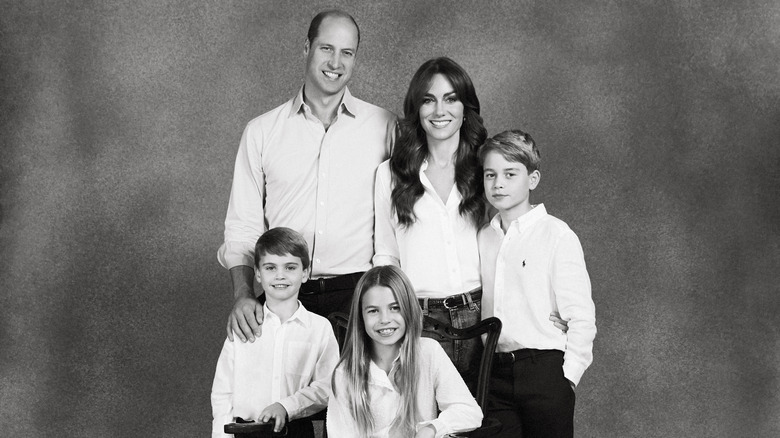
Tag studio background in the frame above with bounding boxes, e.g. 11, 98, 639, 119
1, 1, 778, 436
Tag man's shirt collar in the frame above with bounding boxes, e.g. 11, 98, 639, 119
290, 86, 356, 119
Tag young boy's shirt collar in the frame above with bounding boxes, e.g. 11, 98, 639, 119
262, 301, 311, 329
489, 203, 548, 235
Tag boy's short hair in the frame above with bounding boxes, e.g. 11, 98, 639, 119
254, 227, 310, 270
478, 129, 541, 173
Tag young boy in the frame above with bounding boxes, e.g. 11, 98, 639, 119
211, 227, 339, 438
478, 130, 597, 438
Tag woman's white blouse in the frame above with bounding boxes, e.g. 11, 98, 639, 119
373, 160, 481, 298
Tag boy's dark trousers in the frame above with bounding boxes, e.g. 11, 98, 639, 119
487, 349, 575, 438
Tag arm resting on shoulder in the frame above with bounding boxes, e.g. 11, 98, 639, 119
227, 265, 264, 342
221, 122, 268, 342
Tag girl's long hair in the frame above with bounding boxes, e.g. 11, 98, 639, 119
390, 57, 487, 227
332, 265, 423, 437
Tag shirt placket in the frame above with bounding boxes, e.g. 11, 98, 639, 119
420, 166, 461, 291
271, 321, 286, 402
494, 227, 511, 323
442, 202, 461, 291
308, 112, 330, 273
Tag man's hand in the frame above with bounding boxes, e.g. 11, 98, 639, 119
549, 311, 569, 334
228, 295, 264, 342
227, 265, 264, 342
259, 402, 288, 433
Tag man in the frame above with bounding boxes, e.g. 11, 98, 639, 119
218, 10, 396, 342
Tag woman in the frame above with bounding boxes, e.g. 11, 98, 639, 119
373, 57, 487, 375
374, 57, 568, 376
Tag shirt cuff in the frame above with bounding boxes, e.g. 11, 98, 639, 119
417, 419, 444, 438
277, 397, 297, 420
563, 359, 586, 387
218, 242, 256, 269
372, 254, 400, 268
212, 415, 234, 438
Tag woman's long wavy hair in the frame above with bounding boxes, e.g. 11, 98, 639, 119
390, 57, 487, 227
332, 265, 423, 438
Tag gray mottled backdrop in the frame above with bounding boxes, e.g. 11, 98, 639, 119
1, 1, 778, 436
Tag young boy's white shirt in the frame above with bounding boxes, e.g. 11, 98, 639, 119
479, 204, 596, 386
211, 302, 339, 438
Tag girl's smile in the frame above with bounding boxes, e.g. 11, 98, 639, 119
361, 285, 407, 352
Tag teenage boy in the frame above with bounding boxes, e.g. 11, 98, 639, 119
477, 130, 597, 438
211, 227, 339, 438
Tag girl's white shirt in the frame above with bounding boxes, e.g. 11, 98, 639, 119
327, 338, 483, 438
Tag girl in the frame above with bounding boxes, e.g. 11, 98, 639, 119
327, 265, 483, 438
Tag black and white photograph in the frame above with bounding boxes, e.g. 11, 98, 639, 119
1, 1, 778, 437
